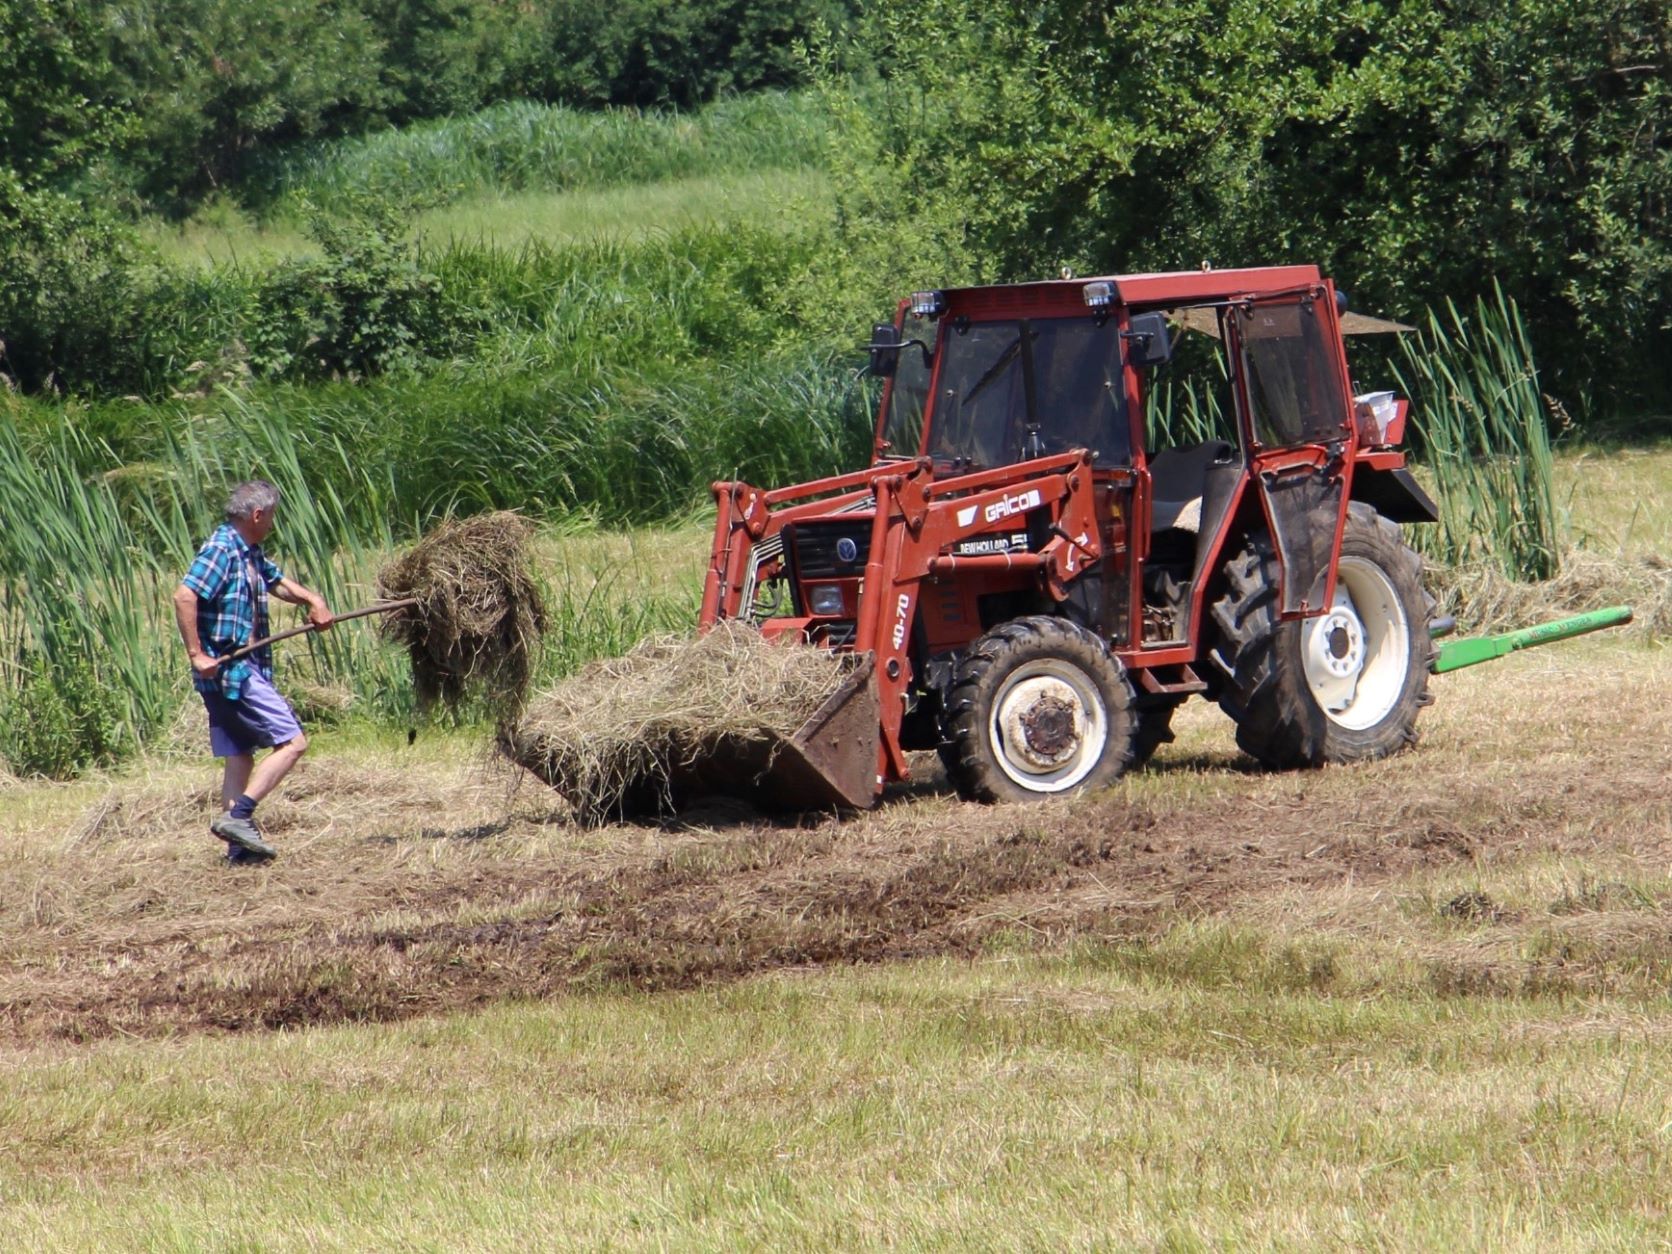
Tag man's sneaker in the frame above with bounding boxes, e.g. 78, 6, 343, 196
210, 815, 277, 860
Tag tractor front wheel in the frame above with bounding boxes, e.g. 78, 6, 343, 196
942, 616, 1136, 803
1210, 503, 1434, 768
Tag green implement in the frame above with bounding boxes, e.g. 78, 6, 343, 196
1432, 606, 1634, 674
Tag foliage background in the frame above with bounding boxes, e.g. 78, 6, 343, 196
816, 0, 1671, 414
0, 0, 1666, 775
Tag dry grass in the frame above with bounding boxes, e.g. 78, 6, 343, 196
499, 621, 856, 824
0, 495, 1667, 1244
376, 511, 546, 718
0, 637, 1665, 1046
1431, 546, 1672, 637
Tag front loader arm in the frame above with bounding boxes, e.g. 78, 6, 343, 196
698, 451, 1104, 794
856, 452, 1103, 784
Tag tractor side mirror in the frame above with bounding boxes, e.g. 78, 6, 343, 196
1123, 312, 1174, 369
867, 323, 902, 378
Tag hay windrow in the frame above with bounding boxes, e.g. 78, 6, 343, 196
500, 622, 856, 825
1429, 548, 1671, 639
376, 511, 547, 718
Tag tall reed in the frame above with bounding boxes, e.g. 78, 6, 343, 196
1394, 285, 1561, 581
0, 422, 182, 773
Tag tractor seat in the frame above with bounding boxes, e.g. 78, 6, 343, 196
1148, 439, 1236, 534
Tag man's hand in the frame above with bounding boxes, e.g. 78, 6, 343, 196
190, 650, 223, 681
307, 598, 335, 631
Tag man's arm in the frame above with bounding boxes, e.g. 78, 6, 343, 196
270, 577, 335, 629
172, 585, 225, 681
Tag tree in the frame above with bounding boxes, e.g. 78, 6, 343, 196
821, 0, 1671, 412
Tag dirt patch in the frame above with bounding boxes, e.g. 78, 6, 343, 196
2, 749, 1661, 1046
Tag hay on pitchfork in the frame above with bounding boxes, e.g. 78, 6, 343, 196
377, 511, 547, 718
499, 622, 857, 825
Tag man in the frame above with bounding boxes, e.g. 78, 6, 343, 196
172, 480, 334, 865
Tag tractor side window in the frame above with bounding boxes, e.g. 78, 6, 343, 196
879, 313, 935, 457
1238, 301, 1349, 448
1143, 310, 1237, 454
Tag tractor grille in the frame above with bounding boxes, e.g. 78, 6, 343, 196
788, 521, 872, 579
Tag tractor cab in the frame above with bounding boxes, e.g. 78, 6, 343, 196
866, 266, 1398, 653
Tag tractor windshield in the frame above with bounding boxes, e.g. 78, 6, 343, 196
925, 317, 1129, 470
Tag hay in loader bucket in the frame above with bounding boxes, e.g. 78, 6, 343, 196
377, 511, 546, 717
499, 622, 878, 825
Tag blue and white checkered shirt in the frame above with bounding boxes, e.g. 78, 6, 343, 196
181, 523, 285, 699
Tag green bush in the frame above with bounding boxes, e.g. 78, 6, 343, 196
8, 0, 846, 220
244, 214, 460, 381
0, 180, 141, 393
0, 651, 126, 780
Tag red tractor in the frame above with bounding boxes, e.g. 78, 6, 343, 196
698, 265, 1440, 808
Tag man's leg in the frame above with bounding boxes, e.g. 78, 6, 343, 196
210, 674, 304, 861
221, 754, 254, 812
243, 732, 308, 803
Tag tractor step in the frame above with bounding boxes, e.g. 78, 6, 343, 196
1136, 663, 1210, 696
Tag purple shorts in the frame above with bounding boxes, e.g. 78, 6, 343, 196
202, 670, 304, 757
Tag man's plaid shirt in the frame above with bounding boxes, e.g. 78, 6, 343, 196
181, 523, 285, 699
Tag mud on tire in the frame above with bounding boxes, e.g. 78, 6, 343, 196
942, 616, 1136, 803
1210, 503, 1434, 768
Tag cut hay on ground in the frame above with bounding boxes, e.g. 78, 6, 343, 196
499, 622, 854, 825
1430, 548, 1671, 639
377, 512, 547, 719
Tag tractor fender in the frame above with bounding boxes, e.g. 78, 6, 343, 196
1350, 466, 1438, 525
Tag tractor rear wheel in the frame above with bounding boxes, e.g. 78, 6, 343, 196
1210, 503, 1433, 768
942, 616, 1136, 803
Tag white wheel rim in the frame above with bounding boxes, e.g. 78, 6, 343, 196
1301, 555, 1411, 730
988, 659, 1108, 792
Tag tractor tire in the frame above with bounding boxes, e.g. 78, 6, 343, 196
942, 616, 1136, 803
1130, 697, 1184, 770
1209, 503, 1434, 769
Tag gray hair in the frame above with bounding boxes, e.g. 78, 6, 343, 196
225, 479, 280, 521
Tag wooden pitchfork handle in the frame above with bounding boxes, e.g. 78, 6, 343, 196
220, 598, 419, 666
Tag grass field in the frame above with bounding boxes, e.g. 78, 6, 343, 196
145, 167, 831, 265
1, 636, 1667, 1246
1, 442, 1668, 1245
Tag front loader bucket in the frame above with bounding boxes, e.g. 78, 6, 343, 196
621, 653, 881, 818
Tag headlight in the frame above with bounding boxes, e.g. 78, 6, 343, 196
909, 290, 947, 318
808, 585, 844, 616
1081, 280, 1115, 311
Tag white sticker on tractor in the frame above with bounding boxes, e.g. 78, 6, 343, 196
956, 505, 978, 527
984, 489, 1042, 524
891, 593, 911, 650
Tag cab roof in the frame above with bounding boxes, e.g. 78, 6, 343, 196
939, 265, 1325, 317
